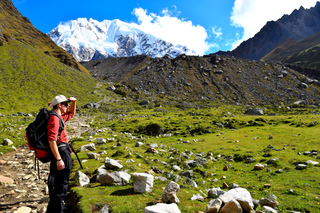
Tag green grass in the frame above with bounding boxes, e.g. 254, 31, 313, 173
1, 77, 320, 212
0, 40, 98, 112
65, 103, 320, 213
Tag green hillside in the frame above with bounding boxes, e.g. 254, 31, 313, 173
261, 38, 300, 61
0, 0, 90, 75
0, 40, 97, 112
282, 45, 320, 70
262, 32, 320, 70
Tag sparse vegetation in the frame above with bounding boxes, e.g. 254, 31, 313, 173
2, 88, 320, 212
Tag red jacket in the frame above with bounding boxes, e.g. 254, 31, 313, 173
47, 112, 73, 144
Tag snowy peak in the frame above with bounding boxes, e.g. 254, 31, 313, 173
48, 18, 195, 62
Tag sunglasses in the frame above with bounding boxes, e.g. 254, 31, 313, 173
61, 102, 69, 107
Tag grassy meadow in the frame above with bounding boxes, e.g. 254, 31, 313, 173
0, 87, 320, 212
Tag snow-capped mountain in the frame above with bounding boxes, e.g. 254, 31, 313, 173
47, 18, 196, 62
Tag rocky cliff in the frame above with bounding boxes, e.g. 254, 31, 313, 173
224, 2, 320, 61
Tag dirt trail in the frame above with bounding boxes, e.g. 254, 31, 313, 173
0, 114, 91, 213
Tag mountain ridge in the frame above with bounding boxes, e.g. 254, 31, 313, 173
82, 54, 320, 105
0, 0, 89, 74
47, 18, 196, 62
220, 1, 320, 61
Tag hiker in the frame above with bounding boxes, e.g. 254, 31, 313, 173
46, 95, 76, 213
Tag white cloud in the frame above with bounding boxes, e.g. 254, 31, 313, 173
132, 7, 208, 55
230, 0, 319, 49
212, 26, 223, 39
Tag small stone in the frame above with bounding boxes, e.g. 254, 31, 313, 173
222, 182, 229, 189
264, 184, 271, 188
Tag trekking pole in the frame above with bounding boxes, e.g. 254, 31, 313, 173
70, 145, 83, 169
34, 156, 40, 180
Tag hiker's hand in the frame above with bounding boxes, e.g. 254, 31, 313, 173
69, 97, 76, 102
57, 160, 65, 170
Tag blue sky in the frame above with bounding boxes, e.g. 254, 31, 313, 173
12, 0, 319, 55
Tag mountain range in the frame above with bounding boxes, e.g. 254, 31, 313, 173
47, 18, 195, 62
219, 1, 320, 70
1, 0, 320, 110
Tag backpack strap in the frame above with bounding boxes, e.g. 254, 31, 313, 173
47, 111, 83, 169
48, 111, 65, 143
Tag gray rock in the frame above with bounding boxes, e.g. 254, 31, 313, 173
185, 151, 193, 156
187, 179, 198, 188
107, 138, 115, 142
229, 183, 239, 189
245, 158, 255, 163
220, 199, 242, 213
78, 143, 96, 152
305, 160, 319, 165
300, 82, 308, 89
83, 102, 100, 109
180, 170, 193, 179
73, 171, 90, 187
219, 187, 254, 212
293, 100, 306, 105
245, 108, 264, 115
296, 164, 307, 170
254, 163, 265, 170
3, 139, 13, 146
156, 176, 168, 182
259, 194, 279, 208
107, 85, 116, 91
149, 143, 158, 149
195, 157, 208, 165
87, 152, 98, 159
208, 187, 226, 198
97, 138, 107, 144
172, 165, 182, 171
98, 170, 131, 186
140, 100, 150, 105
162, 181, 180, 204
263, 205, 278, 213
131, 173, 154, 193
135, 142, 144, 147
191, 193, 204, 201
205, 198, 223, 213
143, 203, 181, 213
104, 157, 123, 170
100, 204, 110, 213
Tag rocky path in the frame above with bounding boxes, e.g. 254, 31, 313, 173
0, 114, 91, 213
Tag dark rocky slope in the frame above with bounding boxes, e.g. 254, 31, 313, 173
219, 2, 320, 61
82, 54, 320, 105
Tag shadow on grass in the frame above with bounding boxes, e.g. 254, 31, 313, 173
110, 187, 135, 196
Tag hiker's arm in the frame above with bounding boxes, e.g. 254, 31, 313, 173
49, 140, 65, 170
69, 97, 77, 116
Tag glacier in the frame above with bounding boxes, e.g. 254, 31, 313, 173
47, 18, 196, 62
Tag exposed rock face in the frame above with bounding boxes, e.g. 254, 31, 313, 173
48, 18, 195, 62
223, 2, 320, 60
82, 54, 320, 105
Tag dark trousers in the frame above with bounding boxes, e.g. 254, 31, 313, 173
47, 148, 72, 213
